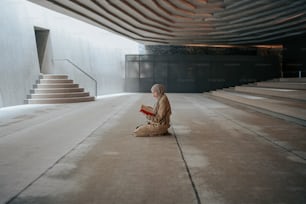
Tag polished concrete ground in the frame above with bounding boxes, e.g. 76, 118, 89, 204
0, 93, 306, 204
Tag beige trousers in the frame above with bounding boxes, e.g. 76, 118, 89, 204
133, 123, 170, 137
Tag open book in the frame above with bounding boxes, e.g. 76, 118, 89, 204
140, 105, 155, 116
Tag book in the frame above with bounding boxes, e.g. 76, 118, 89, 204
140, 105, 155, 116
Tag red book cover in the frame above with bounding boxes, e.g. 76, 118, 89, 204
140, 105, 155, 116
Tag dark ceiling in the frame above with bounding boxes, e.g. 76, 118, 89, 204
28, 0, 306, 46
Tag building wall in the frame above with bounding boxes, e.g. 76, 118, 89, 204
125, 54, 280, 93
282, 34, 306, 77
0, 0, 139, 108
127, 45, 281, 93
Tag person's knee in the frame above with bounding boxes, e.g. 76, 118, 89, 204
133, 124, 170, 137
133, 125, 150, 137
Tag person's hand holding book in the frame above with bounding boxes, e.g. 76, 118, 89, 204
140, 105, 155, 116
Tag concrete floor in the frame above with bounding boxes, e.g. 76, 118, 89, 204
0, 93, 306, 204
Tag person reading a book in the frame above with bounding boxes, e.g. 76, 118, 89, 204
134, 84, 172, 137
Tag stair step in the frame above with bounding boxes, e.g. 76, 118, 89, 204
42, 74, 68, 79
256, 82, 306, 90
35, 84, 79, 88
39, 79, 73, 84
25, 96, 95, 104
208, 78, 306, 126
210, 90, 306, 126
29, 92, 90, 99
33, 88, 84, 94
26, 74, 95, 104
235, 86, 306, 101
278, 78, 306, 82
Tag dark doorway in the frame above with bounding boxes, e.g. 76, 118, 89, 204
34, 27, 49, 73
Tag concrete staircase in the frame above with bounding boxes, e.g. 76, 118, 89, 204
208, 78, 306, 126
25, 74, 95, 104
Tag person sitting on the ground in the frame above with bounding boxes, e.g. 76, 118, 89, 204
133, 84, 172, 137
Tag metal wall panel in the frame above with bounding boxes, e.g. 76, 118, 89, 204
125, 55, 280, 93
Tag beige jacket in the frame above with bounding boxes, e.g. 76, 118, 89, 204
134, 94, 172, 137
146, 94, 171, 127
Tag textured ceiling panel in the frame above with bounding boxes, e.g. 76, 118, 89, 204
28, 0, 306, 45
